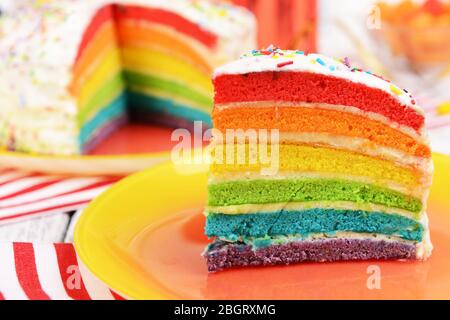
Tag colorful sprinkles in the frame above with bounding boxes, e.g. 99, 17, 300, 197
277, 60, 293, 68
390, 84, 403, 96
242, 46, 306, 59
343, 57, 351, 68
316, 58, 326, 66
240, 46, 418, 107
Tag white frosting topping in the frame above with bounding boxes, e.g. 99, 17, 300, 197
213, 47, 424, 115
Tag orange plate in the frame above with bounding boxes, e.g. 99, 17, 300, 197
75, 153, 450, 300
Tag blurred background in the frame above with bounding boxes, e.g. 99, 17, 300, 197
231, 0, 450, 154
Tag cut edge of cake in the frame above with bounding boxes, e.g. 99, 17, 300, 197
204, 46, 433, 272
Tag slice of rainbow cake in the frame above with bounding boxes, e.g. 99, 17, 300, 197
203, 47, 433, 272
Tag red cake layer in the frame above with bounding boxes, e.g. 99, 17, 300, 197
75, 4, 218, 65
213, 72, 424, 131
115, 5, 217, 48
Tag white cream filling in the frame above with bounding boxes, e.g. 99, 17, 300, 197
205, 200, 422, 220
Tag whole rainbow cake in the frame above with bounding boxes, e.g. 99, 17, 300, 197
0, 0, 255, 155
204, 47, 433, 272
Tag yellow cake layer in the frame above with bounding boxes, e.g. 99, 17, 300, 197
121, 46, 213, 96
210, 143, 425, 194
117, 20, 214, 74
256, 132, 431, 172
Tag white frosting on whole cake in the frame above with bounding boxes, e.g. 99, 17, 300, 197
214, 47, 424, 116
0, 0, 256, 154
0, 0, 256, 113
119, 0, 256, 59
0, 0, 104, 114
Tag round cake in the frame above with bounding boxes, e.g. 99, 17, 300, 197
0, 0, 256, 155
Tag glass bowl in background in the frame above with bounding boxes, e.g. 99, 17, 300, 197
373, 0, 450, 70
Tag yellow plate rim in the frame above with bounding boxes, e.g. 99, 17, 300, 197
74, 161, 185, 299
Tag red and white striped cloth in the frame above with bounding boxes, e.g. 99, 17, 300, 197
0, 169, 125, 299
0, 242, 124, 300
0, 168, 121, 224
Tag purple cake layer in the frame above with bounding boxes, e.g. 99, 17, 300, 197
82, 114, 128, 154
205, 239, 417, 272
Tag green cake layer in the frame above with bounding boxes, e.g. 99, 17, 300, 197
78, 72, 124, 126
207, 179, 422, 213
123, 70, 212, 109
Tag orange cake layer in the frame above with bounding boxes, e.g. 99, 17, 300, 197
70, 21, 118, 97
212, 104, 431, 158
117, 21, 213, 75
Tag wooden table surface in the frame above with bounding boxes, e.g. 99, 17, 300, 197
0, 210, 81, 243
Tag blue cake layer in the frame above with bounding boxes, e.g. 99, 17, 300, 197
205, 209, 424, 242
128, 91, 212, 127
78, 90, 212, 153
79, 93, 127, 148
